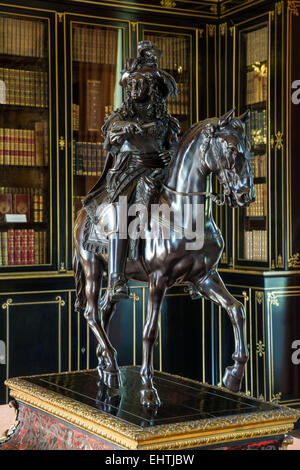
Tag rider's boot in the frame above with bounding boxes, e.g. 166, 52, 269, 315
107, 234, 130, 301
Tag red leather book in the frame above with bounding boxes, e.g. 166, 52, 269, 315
14, 193, 30, 221
0, 193, 12, 221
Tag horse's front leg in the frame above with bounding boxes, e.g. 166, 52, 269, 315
140, 273, 166, 408
193, 269, 249, 392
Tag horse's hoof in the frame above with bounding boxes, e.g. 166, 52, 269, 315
222, 366, 243, 392
140, 387, 161, 408
103, 370, 122, 389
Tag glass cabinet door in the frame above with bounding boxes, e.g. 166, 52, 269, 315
0, 12, 52, 269
237, 24, 269, 266
139, 25, 196, 135
70, 21, 125, 226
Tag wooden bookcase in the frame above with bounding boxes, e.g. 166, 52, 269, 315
0, 14, 51, 268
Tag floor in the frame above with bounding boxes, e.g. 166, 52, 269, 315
1, 403, 300, 450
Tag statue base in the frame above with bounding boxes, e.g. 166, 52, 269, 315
2, 366, 299, 450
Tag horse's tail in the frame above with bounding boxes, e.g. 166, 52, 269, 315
73, 251, 87, 312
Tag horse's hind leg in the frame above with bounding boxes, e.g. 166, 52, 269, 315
83, 253, 121, 388
193, 269, 249, 392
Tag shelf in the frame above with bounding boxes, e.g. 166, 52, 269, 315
0, 221, 47, 229
251, 144, 266, 155
244, 216, 267, 231
0, 54, 47, 68
1, 164, 48, 169
246, 101, 267, 110
0, 104, 48, 112
73, 172, 101, 177
72, 60, 116, 67
253, 176, 266, 184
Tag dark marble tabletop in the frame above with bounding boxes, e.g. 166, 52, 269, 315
24, 366, 277, 428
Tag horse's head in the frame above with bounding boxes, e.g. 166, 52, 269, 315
207, 109, 256, 208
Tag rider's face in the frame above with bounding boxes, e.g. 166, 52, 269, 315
128, 74, 149, 102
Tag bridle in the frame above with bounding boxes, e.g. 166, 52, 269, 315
162, 134, 235, 207
161, 183, 226, 206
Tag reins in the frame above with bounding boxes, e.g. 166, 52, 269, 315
162, 183, 226, 206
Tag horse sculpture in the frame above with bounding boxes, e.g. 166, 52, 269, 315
73, 109, 255, 408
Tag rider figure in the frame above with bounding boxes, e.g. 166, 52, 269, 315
82, 41, 180, 301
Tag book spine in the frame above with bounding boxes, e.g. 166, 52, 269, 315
1, 232, 8, 266
8, 229, 14, 265
20, 229, 28, 265
28, 229, 35, 264
33, 189, 39, 222
0, 128, 3, 165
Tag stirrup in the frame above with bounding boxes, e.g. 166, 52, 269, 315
109, 276, 130, 301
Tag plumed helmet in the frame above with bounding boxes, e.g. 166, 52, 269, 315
119, 40, 178, 100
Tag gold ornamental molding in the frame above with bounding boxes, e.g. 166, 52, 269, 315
56, 12, 65, 22
256, 340, 265, 357
267, 292, 279, 307
275, 131, 284, 150
255, 291, 264, 305
220, 22, 227, 36
271, 392, 282, 405
198, 28, 204, 39
207, 24, 216, 37
275, 1, 283, 16
270, 131, 284, 150
59, 136, 65, 151
288, 1, 300, 16
160, 0, 176, 8
5, 368, 300, 450
288, 252, 300, 268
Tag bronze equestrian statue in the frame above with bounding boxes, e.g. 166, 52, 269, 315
73, 41, 256, 408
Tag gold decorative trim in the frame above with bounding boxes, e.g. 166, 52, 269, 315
59, 136, 65, 151
131, 22, 138, 32
280, 434, 294, 450
207, 23, 216, 37
275, 1, 283, 16
288, 1, 300, 15
220, 22, 227, 36
277, 254, 284, 269
267, 292, 279, 307
255, 291, 264, 304
198, 28, 204, 39
5, 368, 300, 450
57, 12, 65, 22
274, 131, 284, 150
288, 252, 300, 268
256, 340, 265, 357
59, 262, 67, 273
271, 392, 282, 405
160, 0, 176, 8
65, 0, 219, 19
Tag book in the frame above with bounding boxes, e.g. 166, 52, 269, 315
8, 229, 14, 265
0, 67, 48, 108
86, 80, 102, 131
0, 16, 46, 58
1, 232, 8, 265
72, 25, 118, 64
14, 193, 30, 222
0, 193, 12, 221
